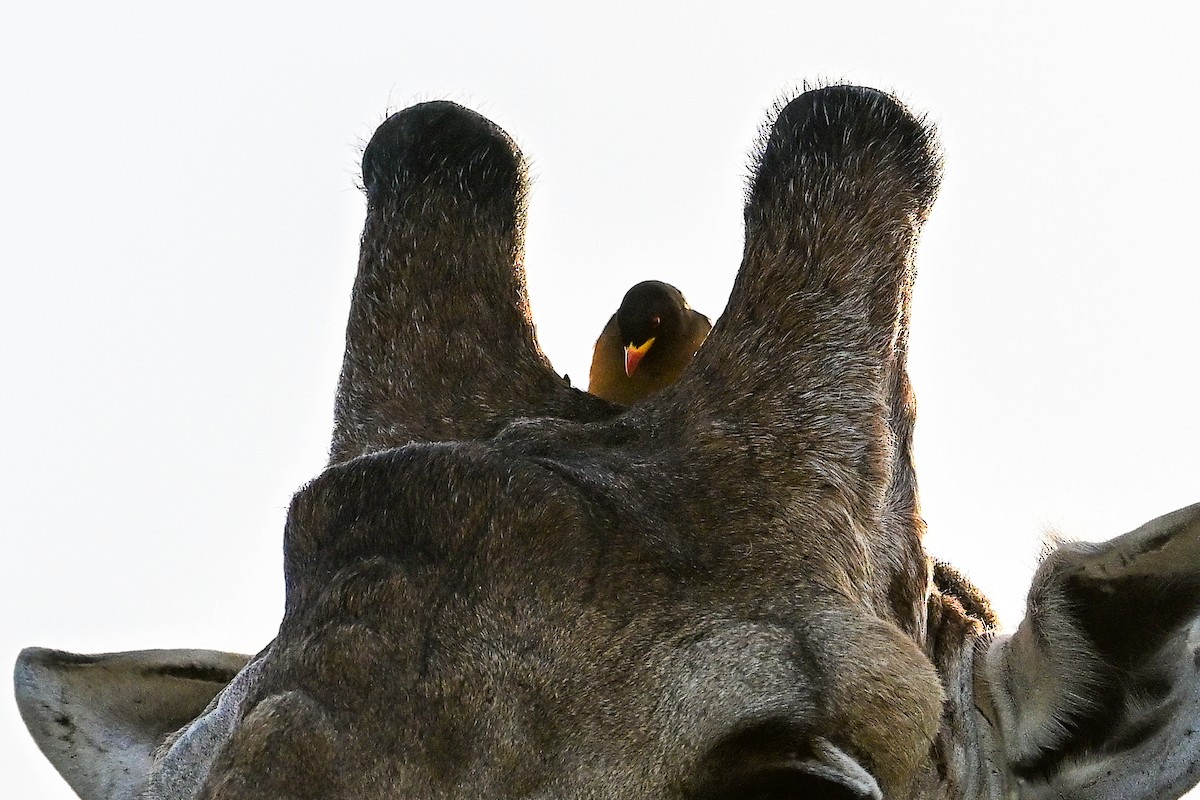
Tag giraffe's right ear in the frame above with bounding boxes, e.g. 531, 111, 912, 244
978, 502, 1200, 800
14, 647, 250, 800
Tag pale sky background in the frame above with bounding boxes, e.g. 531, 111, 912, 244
2, 2, 1198, 797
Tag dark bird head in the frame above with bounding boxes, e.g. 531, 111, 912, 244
615, 280, 691, 376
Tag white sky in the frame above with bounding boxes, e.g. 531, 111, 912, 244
2, 2, 1198, 797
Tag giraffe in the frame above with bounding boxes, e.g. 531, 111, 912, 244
16, 85, 1200, 800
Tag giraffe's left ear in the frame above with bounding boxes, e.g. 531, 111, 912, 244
14, 647, 250, 800
977, 502, 1200, 799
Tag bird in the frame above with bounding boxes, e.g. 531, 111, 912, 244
588, 280, 711, 405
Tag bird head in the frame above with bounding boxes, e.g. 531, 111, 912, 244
616, 281, 689, 377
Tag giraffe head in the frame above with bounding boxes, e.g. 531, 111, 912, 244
16, 86, 1200, 800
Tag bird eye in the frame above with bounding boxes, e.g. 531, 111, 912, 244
651, 315, 661, 327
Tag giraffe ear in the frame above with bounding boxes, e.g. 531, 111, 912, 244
978, 502, 1200, 799
14, 647, 250, 800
